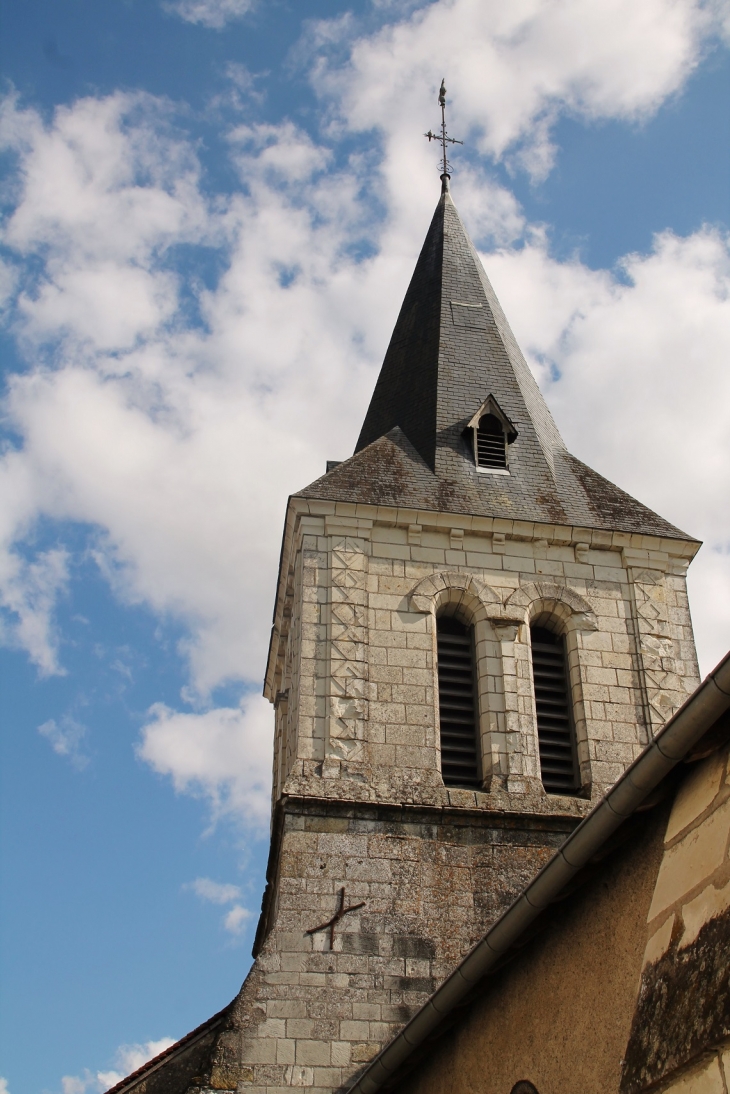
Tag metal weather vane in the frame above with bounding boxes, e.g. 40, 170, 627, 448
424, 79, 463, 189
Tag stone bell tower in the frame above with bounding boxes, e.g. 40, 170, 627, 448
111, 181, 702, 1094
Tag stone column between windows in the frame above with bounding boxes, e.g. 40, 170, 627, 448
491, 621, 541, 794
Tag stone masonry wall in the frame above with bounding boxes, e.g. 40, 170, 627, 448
268, 499, 700, 814
232, 497, 702, 1093
204, 800, 574, 1094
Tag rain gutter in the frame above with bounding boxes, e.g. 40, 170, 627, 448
349, 652, 730, 1094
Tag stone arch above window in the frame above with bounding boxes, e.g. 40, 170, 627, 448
410, 571, 504, 622
504, 581, 598, 632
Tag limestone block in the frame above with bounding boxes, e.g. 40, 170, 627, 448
330, 1041, 351, 1066
276, 1039, 296, 1065
312, 1068, 344, 1088
649, 799, 730, 920
586, 666, 618, 686
340, 1020, 370, 1041
642, 914, 675, 969
239, 1039, 278, 1065
259, 1017, 287, 1038
284, 1065, 314, 1087
387, 647, 429, 668
372, 541, 411, 561
659, 1055, 725, 1093
666, 752, 726, 843
351, 1043, 380, 1064
294, 1041, 331, 1066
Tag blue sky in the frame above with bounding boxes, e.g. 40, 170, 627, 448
1, 2, 729, 1092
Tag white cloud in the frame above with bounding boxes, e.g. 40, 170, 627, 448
0, 1078, 10, 1094
483, 225, 730, 673
228, 121, 329, 185
162, 0, 254, 29
63, 1038, 176, 1094
223, 903, 252, 934
686, 547, 730, 676
186, 876, 242, 903
61, 1077, 89, 1094
0, 93, 384, 695
38, 715, 89, 769
138, 693, 273, 829
0, 545, 69, 675
312, 0, 729, 186
1, 11, 729, 835
93, 1077, 119, 1093
184, 876, 252, 935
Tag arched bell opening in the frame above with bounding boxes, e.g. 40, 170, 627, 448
529, 617, 580, 795
436, 612, 481, 788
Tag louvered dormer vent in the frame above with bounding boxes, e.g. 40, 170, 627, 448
466, 396, 517, 474
476, 414, 507, 469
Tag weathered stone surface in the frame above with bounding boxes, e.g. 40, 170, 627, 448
620, 909, 730, 1093
251, 490, 700, 1091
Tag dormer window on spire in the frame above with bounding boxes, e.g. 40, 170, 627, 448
466, 396, 517, 475
476, 414, 507, 468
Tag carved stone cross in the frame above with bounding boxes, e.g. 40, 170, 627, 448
306, 887, 365, 950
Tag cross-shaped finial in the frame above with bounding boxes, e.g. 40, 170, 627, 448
424, 79, 463, 191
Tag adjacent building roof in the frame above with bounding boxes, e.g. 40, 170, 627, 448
298, 189, 691, 540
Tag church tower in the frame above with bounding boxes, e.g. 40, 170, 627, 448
110, 181, 701, 1094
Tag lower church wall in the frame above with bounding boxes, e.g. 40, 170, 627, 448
203, 798, 576, 1094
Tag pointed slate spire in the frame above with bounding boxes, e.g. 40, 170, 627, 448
355, 189, 565, 481
300, 189, 690, 540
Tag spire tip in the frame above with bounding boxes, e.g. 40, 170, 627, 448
425, 79, 463, 187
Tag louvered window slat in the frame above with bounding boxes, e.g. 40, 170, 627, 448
437, 619, 480, 787
476, 414, 507, 469
530, 626, 579, 794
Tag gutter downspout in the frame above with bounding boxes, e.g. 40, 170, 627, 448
350, 653, 730, 1094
